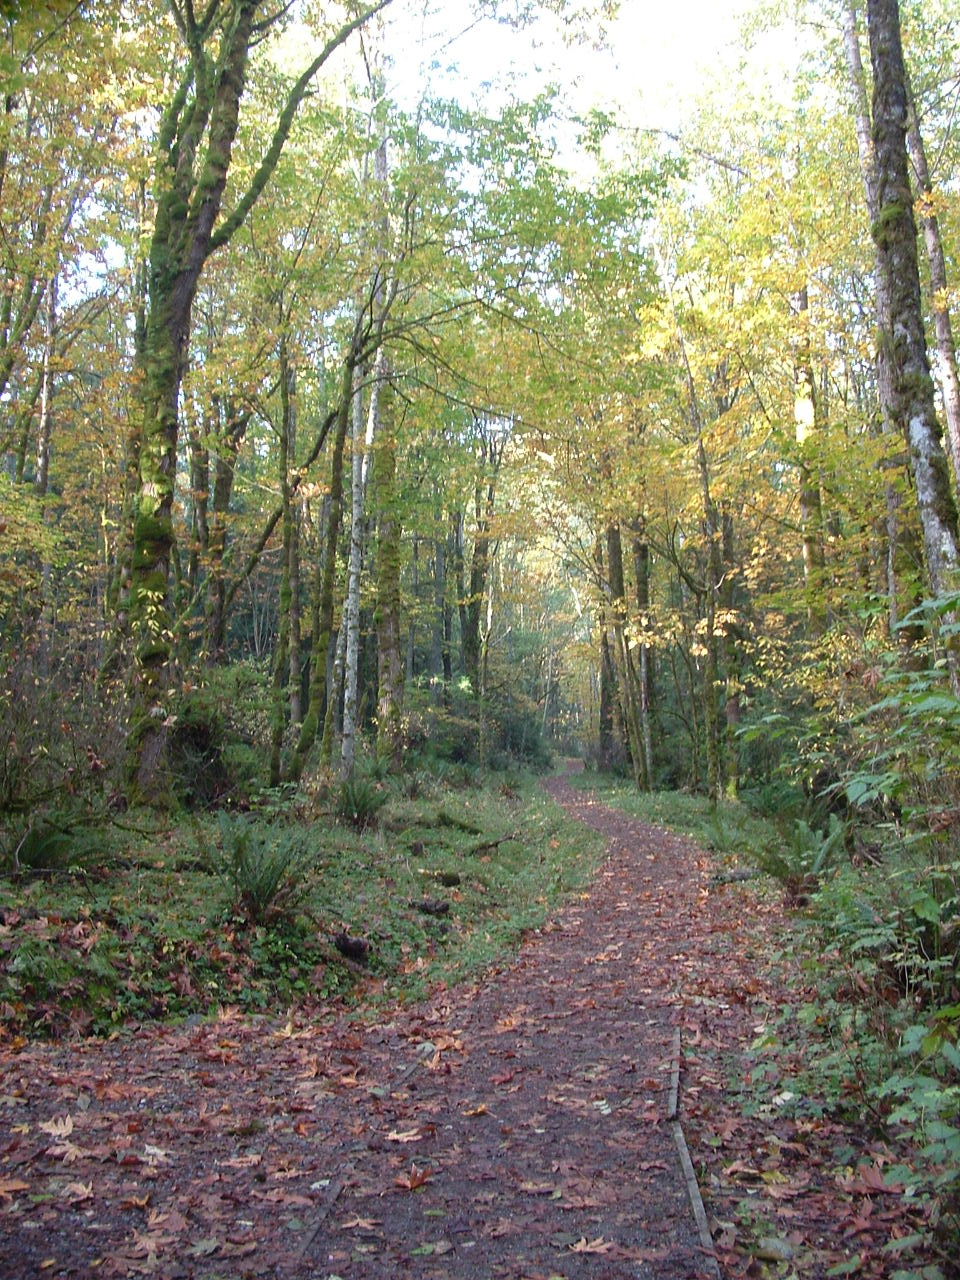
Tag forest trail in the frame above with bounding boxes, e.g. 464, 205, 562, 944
0, 777, 732, 1279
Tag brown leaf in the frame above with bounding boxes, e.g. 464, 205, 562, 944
63, 1181, 94, 1202
395, 1164, 434, 1190
569, 1236, 614, 1254
386, 1127, 425, 1143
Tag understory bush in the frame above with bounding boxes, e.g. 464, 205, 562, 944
207, 812, 310, 925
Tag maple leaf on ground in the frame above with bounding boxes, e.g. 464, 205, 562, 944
569, 1236, 614, 1253
395, 1164, 434, 1190
340, 1216, 382, 1230
63, 1181, 94, 1202
47, 1140, 90, 1163
838, 1164, 905, 1195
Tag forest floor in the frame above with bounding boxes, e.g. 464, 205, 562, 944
0, 772, 937, 1279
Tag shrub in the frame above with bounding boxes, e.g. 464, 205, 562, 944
336, 775, 387, 830
207, 813, 309, 925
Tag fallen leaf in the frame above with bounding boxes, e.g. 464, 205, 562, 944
340, 1216, 382, 1231
0, 1178, 30, 1199
63, 1181, 94, 1202
386, 1128, 425, 1143
463, 1104, 490, 1116
221, 1153, 262, 1169
187, 1238, 220, 1258
39, 1115, 74, 1138
570, 1236, 614, 1254
120, 1194, 151, 1210
395, 1164, 434, 1190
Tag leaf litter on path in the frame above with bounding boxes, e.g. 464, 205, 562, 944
3, 772, 925, 1279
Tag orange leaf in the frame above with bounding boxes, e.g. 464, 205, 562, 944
395, 1164, 434, 1190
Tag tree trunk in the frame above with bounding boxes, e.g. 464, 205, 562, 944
843, 0, 926, 641
341, 364, 373, 777
793, 285, 827, 634
606, 522, 647, 790
373, 356, 404, 764
629, 519, 655, 786
204, 402, 248, 662
269, 341, 296, 787
867, 0, 960, 606
290, 355, 354, 780
905, 79, 960, 488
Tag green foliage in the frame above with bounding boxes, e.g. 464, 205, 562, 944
168, 675, 271, 809
207, 813, 309, 926
0, 773, 604, 1038
336, 775, 388, 829
6, 816, 102, 872
754, 813, 849, 889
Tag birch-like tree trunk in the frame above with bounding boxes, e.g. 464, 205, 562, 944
269, 340, 296, 787
905, 80, 960, 485
867, 0, 960, 602
340, 365, 374, 777
793, 286, 827, 633
374, 360, 404, 764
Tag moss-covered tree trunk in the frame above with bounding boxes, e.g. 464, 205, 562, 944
843, 0, 926, 644
867, 0, 960, 605
125, 0, 392, 800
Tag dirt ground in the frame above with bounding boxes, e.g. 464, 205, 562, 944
0, 774, 936, 1278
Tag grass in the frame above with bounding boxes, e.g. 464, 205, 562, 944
0, 769, 606, 1039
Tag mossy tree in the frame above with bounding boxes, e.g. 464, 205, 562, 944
126, 0, 392, 800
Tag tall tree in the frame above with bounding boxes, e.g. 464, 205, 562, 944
866, 0, 960, 606
126, 0, 391, 797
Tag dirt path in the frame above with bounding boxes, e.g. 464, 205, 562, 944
0, 777, 725, 1279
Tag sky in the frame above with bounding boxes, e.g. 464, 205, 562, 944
380, 0, 756, 132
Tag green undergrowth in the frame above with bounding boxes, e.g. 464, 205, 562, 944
0, 768, 605, 1040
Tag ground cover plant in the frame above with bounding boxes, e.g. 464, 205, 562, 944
0, 767, 606, 1042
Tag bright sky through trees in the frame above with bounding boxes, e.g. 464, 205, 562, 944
382, 0, 754, 128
